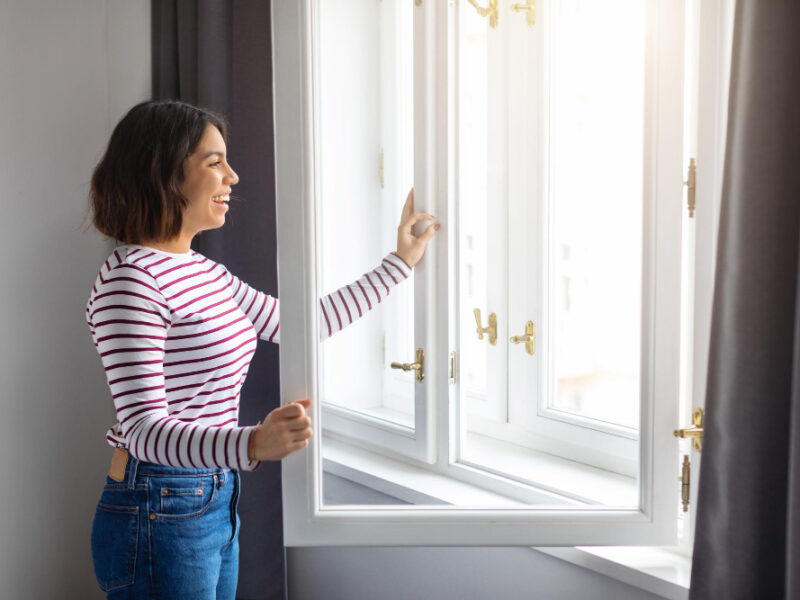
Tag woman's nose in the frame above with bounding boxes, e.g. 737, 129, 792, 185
226, 166, 239, 185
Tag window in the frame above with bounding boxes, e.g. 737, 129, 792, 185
273, 0, 732, 548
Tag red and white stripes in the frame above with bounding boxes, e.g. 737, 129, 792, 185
87, 244, 410, 471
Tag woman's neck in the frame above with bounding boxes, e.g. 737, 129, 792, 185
139, 233, 193, 254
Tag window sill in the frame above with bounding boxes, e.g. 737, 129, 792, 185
322, 435, 691, 599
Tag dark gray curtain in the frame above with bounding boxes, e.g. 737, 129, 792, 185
690, 1, 800, 598
152, 2, 285, 599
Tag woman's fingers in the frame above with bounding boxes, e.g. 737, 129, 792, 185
418, 222, 440, 244
287, 415, 312, 431
292, 427, 313, 442
400, 211, 436, 231
277, 404, 304, 419
289, 439, 310, 452
277, 398, 312, 419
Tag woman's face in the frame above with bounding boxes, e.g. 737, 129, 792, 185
179, 124, 239, 237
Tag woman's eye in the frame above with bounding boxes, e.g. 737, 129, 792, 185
211, 161, 221, 167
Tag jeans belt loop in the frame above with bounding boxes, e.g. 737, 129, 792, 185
126, 454, 140, 490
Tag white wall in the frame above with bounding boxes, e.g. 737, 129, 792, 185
0, 1, 150, 597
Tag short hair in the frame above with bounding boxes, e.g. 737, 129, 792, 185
89, 99, 229, 244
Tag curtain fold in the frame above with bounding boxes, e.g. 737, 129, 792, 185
152, 2, 284, 599
690, 1, 800, 598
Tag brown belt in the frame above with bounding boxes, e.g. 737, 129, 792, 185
108, 447, 129, 482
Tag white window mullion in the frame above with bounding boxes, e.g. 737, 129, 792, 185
412, 0, 443, 466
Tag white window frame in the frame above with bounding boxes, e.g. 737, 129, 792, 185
275, 0, 686, 547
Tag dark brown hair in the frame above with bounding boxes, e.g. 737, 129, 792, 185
89, 99, 229, 244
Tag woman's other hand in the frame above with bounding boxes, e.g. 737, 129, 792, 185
394, 188, 439, 269
250, 399, 313, 461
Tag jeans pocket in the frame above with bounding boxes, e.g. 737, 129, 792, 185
152, 474, 218, 520
91, 502, 138, 592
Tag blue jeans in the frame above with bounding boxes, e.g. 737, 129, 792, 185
90, 453, 241, 599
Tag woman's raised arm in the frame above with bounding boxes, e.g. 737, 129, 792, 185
222, 188, 439, 344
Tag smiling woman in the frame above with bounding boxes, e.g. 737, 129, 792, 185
146, 124, 240, 252
85, 99, 438, 598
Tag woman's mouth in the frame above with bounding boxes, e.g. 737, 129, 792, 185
212, 195, 229, 212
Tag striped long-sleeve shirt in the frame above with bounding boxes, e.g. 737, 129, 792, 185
86, 243, 411, 471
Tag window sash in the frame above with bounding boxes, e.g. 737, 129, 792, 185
313, 0, 433, 462
459, 0, 645, 475
278, 0, 683, 547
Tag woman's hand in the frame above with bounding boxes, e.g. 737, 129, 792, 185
249, 399, 313, 461
394, 188, 439, 269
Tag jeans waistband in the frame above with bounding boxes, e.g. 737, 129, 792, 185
115, 449, 231, 489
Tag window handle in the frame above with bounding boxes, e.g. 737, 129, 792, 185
474, 308, 498, 345
390, 348, 425, 382
466, 0, 499, 29
510, 0, 536, 27
510, 321, 536, 355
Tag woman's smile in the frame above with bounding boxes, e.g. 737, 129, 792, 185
212, 194, 230, 210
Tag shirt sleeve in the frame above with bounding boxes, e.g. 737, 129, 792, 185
87, 263, 261, 471
222, 252, 412, 344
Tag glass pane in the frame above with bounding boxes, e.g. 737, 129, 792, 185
548, 0, 645, 429
317, 0, 415, 427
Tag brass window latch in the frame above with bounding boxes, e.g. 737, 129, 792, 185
510, 0, 536, 27
391, 348, 425, 382
466, 0, 499, 29
474, 308, 498, 345
510, 320, 536, 356
674, 409, 704, 511
673, 407, 704, 452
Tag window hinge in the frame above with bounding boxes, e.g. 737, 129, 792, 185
684, 157, 696, 218
679, 454, 691, 512
449, 351, 457, 384
675, 408, 704, 512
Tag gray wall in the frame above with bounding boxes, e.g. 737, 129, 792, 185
0, 1, 150, 597
288, 546, 662, 600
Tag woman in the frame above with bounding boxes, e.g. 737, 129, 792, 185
87, 99, 437, 598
